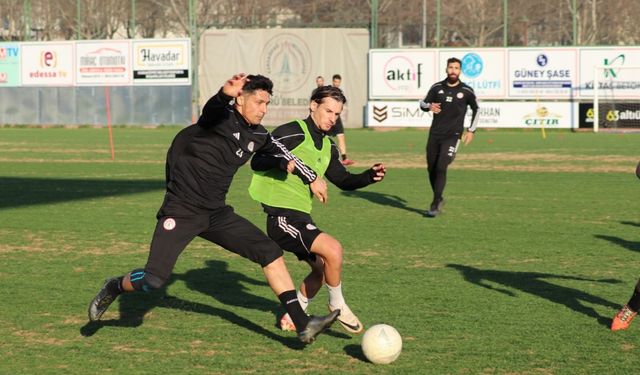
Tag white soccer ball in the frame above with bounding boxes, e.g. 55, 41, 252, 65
361, 324, 402, 364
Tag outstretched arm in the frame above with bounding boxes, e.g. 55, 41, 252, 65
325, 143, 386, 190
198, 73, 248, 128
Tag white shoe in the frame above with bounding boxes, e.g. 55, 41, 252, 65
328, 303, 364, 334
279, 313, 297, 332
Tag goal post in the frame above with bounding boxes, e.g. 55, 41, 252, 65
593, 65, 640, 133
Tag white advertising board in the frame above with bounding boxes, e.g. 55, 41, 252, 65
367, 100, 573, 129
578, 47, 640, 98
508, 48, 578, 98
21, 42, 74, 86
366, 101, 431, 127
368, 49, 437, 99
76, 40, 132, 85
438, 49, 507, 99
132, 39, 190, 85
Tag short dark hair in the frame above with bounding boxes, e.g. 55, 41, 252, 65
332, 74, 341, 80
447, 57, 462, 67
242, 74, 273, 95
310, 85, 346, 105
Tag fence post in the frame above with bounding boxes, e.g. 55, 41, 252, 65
370, 0, 378, 48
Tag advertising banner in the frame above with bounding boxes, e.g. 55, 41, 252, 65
508, 48, 578, 98
368, 49, 437, 99
21, 42, 74, 86
132, 39, 190, 85
0, 43, 20, 86
579, 102, 640, 129
578, 48, 640, 98
200, 29, 369, 127
438, 49, 507, 99
366, 101, 431, 127
76, 40, 132, 85
578, 103, 595, 128
367, 100, 573, 129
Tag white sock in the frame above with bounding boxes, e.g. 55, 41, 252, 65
296, 290, 310, 312
327, 282, 346, 309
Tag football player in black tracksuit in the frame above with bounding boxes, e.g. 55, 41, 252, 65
420, 57, 479, 217
88, 74, 339, 344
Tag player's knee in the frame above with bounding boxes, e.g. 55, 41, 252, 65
129, 269, 167, 292
325, 242, 344, 265
434, 162, 447, 171
258, 246, 284, 268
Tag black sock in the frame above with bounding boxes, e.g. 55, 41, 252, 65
341, 154, 348, 161
278, 290, 310, 332
628, 283, 640, 312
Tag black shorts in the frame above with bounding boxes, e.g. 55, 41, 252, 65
426, 135, 460, 168
266, 215, 323, 262
145, 206, 283, 282
326, 117, 344, 137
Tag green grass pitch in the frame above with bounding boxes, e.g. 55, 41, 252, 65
0, 126, 639, 373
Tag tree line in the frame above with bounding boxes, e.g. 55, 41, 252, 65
1, 0, 637, 47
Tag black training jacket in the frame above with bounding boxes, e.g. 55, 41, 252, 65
158, 90, 317, 217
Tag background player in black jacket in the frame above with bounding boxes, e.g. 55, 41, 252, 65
88, 74, 339, 344
420, 57, 479, 217
249, 85, 386, 334
325, 74, 354, 166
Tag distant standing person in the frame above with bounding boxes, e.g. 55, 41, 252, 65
419, 57, 479, 217
326, 74, 354, 166
315, 75, 325, 88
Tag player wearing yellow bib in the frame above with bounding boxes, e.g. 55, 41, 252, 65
249, 85, 386, 334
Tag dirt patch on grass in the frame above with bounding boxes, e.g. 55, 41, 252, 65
355, 152, 637, 173
13, 329, 67, 346
0, 157, 164, 164
1, 153, 634, 180
0, 230, 149, 255
112, 345, 162, 353
0, 231, 49, 254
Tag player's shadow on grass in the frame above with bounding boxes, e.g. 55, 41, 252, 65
0, 177, 163, 209
344, 344, 369, 362
80, 260, 305, 349
594, 234, 640, 253
447, 264, 621, 328
341, 190, 424, 215
621, 221, 640, 228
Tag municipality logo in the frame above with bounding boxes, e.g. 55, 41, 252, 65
261, 33, 311, 94
462, 53, 483, 78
